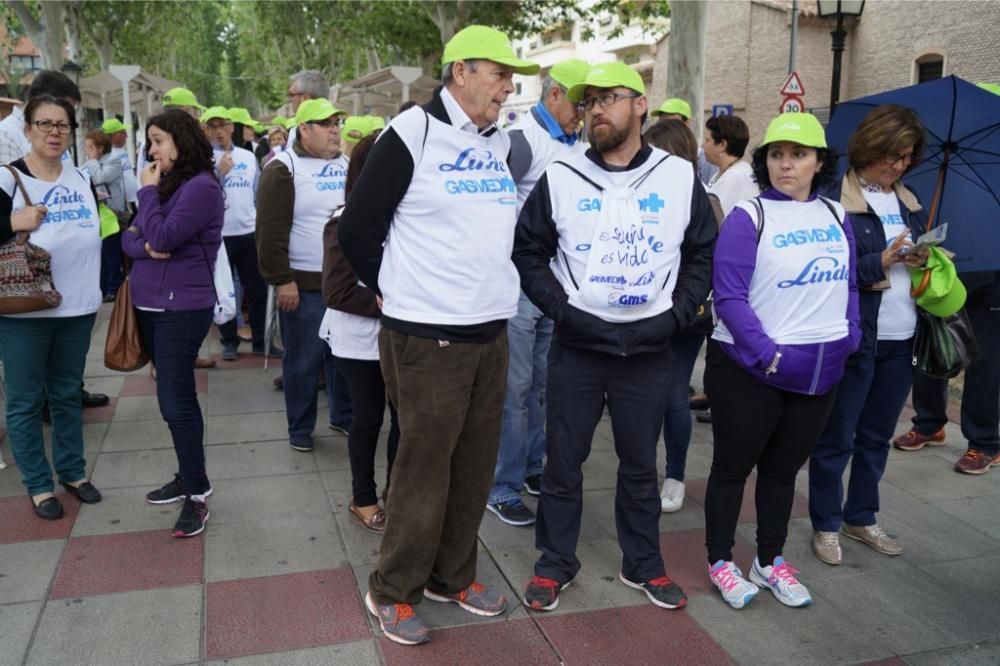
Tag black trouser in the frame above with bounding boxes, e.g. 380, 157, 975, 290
137, 308, 214, 496
335, 356, 399, 507
704, 341, 837, 566
534, 342, 670, 584
218, 232, 267, 348
911, 299, 1000, 455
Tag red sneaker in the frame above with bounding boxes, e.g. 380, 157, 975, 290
893, 428, 946, 451
954, 448, 1000, 475
522, 575, 570, 611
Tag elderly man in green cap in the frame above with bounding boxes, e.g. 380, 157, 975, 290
513, 61, 717, 613
485, 58, 590, 529
338, 24, 538, 645
102, 118, 139, 211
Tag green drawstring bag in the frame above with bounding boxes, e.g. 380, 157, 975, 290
909, 246, 966, 317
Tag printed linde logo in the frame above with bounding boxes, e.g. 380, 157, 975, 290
438, 148, 507, 173
772, 224, 842, 249
39, 185, 93, 227
313, 162, 346, 191
776, 256, 849, 289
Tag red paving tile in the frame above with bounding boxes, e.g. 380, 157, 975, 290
683, 477, 808, 524
120, 371, 208, 396
50, 529, 203, 598
0, 493, 79, 544
539, 605, 734, 665
205, 567, 369, 659
82, 397, 117, 424
660, 528, 755, 598
379, 618, 559, 665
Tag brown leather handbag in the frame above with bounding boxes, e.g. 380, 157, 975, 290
0, 166, 62, 314
104, 278, 148, 371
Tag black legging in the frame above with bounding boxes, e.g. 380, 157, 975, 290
703, 341, 837, 566
335, 356, 399, 506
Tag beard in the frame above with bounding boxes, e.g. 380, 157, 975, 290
588, 118, 632, 153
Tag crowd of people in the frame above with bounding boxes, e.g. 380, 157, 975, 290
1, 23, 998, 648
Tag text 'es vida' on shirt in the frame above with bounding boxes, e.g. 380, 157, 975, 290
864, 188, 917, 340
214, 145, 260, 237
270, 148, 348, 273
0, 160, 102, 318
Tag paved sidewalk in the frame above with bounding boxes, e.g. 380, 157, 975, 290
1, 304, 999, 665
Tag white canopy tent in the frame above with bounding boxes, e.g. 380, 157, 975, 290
332, 65, 438, 118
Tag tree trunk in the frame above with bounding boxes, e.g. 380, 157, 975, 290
63, 1, 83, 64
8, 0, 66, 69
666, 1, 707, 141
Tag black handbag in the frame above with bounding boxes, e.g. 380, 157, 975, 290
913, 307, 979, 379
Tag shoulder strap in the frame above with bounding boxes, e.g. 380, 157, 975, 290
817, 195, 846, 229
5, 164, 33, 206
749, 196, 765, 243
628, 155, 670, 190
551, 160, 605, 193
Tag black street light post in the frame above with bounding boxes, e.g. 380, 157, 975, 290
817, 0, 866, 115
60, 60, 83, 164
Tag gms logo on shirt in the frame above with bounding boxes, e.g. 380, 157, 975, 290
39, 185, 93, 227
439, 148, 515, 205
313, 163, 346, 192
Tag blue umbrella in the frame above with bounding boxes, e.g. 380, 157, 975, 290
826, 76, 1000, 273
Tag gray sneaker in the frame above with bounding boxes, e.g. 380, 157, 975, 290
424, 581, 507, 616
812, 530, 842, 565
841, 523, 902, 556
365, 591, 430, 645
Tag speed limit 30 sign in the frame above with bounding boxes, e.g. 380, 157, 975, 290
780, 95, 805, 113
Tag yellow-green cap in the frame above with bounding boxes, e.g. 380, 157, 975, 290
342, 116, 368, 143
549, 59, 591, 91
567, 61, 645, 104
163, 87, 205, 110
442, 25, 539, 75
252, 122, 265, 133
761, 112, 827, 149
651, 98, 691, 119
368, 115, 385, 132
976, 82, 1000, 96
283, 117, 298, 131
228, 107, 255, 126
200, 106, 231, 123
911, 246, 966, 317
271, 115, 287, 127
294, 98, 345, 126
101, 118, 126, 134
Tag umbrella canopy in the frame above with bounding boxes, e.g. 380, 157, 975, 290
827, 76, 1000, 273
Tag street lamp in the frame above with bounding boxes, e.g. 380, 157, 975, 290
60, 59, 82, 86
817, 0, 865, 114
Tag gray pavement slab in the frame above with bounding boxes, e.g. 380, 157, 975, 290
113, 395, 205, 422
0, 601, 43, 666
204, 440, 318, 481
89, 448, 180, 490
206, 370, 287, 416
207, 473, 331, 524
207, 411, 292, 444
881, 453, 1000, 502
0, 540, 63, 603
26, 586, 202, 666
934, 494, 1000, 541
201, 641, 381, 666
69, 486, 179, 537
904, 640, 1000, 666
101, 419, 175, 453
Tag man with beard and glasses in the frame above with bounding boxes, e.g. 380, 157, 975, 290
513, 62, 716, 613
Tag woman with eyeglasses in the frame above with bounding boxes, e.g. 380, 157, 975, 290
0, 94, 103, 520
808, 105, 928, 566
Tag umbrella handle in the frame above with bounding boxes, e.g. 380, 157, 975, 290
911, 268, 932, 298
925, 144, 950, 232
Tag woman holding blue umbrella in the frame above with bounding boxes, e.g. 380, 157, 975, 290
809, 105, 929, 566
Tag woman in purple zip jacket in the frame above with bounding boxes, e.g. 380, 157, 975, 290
703, 113, 860, 611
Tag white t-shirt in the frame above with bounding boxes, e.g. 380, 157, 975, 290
0, 164, 101, 318
214, 145, 259, 237
111, 146, 138, 204
708, 160, 759, 217
865, 189, 917, 340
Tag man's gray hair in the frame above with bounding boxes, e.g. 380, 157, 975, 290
540, 76, 567, 101
442, 59, 480, 85
290, 69, 329, 99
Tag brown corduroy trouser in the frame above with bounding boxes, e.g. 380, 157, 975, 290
369, 327, 508, 605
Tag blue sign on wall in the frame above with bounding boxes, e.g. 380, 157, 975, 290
712, 104, 734, 117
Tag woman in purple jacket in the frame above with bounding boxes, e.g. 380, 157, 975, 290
704, 113, 860, 610
122, 109, 224, 538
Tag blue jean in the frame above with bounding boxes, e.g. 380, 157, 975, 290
219, 234, 266, 347
0, 314, 95, 495
809, 338, 914, 531
663, 330, 704, 482
489, 292, 552, 504
277, 289, 351, 440
137, 308, 214, 496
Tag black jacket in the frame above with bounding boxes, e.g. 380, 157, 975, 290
513, 145, 717, 356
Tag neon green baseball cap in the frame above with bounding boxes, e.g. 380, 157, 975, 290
294, 98, 346, 126
342, 116, 368, 143
442, 25, 539, 75
271, 115, 287, 128
651, 98, 692, 119
976, 82, 1000, 96
367, 115, 385, 132
200, 106, 231, 123
228, 107, 255, 126
761, 112, 827, 149
549, 59, 591, 91
163, 87, 205, 110
567, 61, 645, 104
252, 122, 265, 133
101, 118, 126, 134
911, 246, 966, 317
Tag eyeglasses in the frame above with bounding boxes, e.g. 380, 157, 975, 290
883, 151, 914, 167
578, 91, 640, 112
205, 122, 231, 131
287, 90, 306, 101
307, 117, 343, 128
30, 120, 73, 135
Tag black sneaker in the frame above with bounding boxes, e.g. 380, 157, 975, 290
523, 575, 571, 611
173, 497, 210, 538
146, 475, 214, 505
523, 475, 542, 496
486, 499, 535, 526
618, 572, 687, 609
328, 420, 351, 436
696, 409, 712, 424
290, 436, 314, 452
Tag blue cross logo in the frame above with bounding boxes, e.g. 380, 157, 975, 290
639, 193, 665, 213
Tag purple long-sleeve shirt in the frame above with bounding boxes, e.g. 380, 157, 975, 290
713, 188, 861, 395
122, 172, 224, 311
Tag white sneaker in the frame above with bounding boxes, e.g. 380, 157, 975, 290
660, 479, 685, 513
708, 560, 759, 609
749, 556, 812, 607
